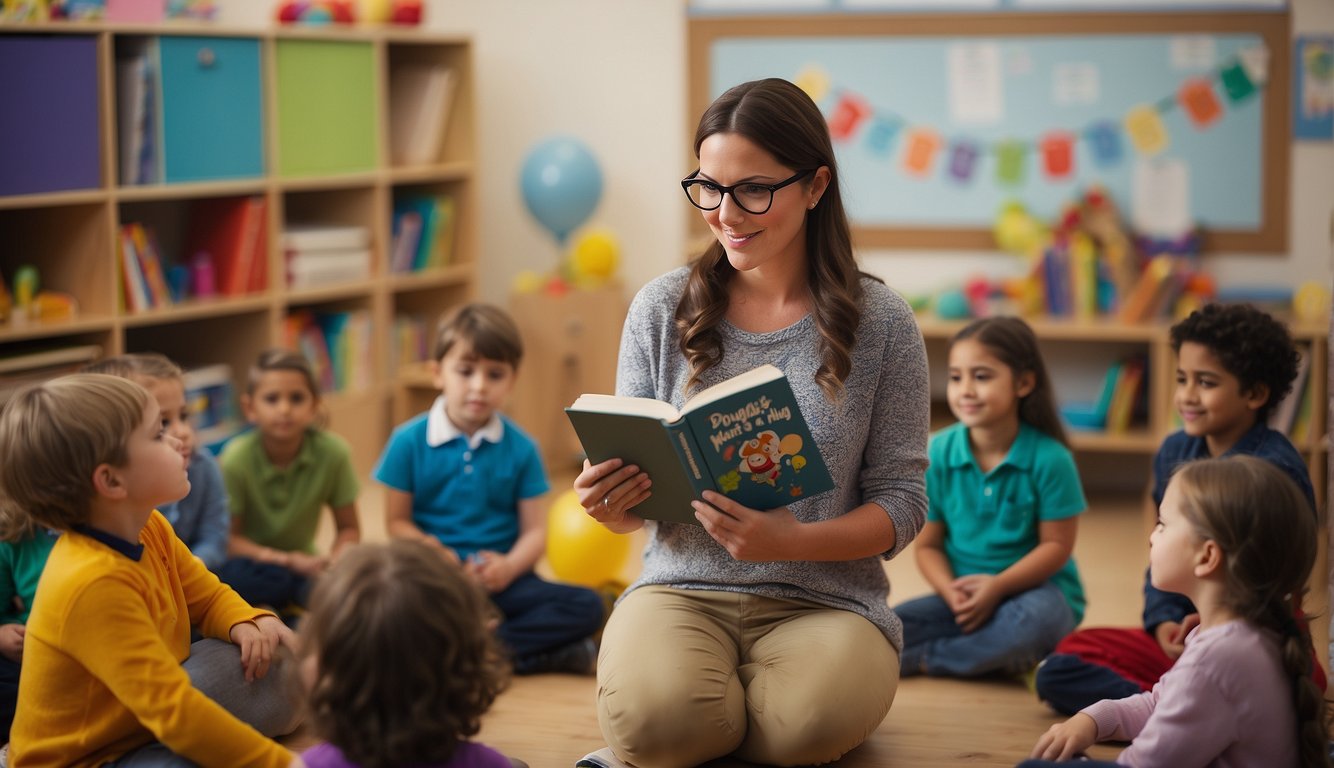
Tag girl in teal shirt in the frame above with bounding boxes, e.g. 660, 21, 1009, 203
895, 316, 1087, 678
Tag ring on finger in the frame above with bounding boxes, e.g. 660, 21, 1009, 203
602, 494, 611, 512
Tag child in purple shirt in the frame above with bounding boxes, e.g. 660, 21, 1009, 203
298, 540, 522, 768
1019, 456, 1328, 767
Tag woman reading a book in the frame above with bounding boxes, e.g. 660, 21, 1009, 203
572, 78, 930, 768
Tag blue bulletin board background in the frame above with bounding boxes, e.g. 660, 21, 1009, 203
689, 12, 1290, 251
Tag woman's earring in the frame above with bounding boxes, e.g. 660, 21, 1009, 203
808, 201, 817, 210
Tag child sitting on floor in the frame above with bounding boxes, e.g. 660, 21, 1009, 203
0, 374, 301, 767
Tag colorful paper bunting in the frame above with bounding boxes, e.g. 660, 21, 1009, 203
1085, 121, 1122, 167
1179, 78, 1223, 128
865, 118, 901, 156
1040, 131, 1075, 179
1219, 61, 1256, 102
902, 129, 942, 177
1124, 105, 1169, 156
948, 141, 979, 182
828, 92, 871, 142
996, 141, 1026, 185
820, 42, 1264, 186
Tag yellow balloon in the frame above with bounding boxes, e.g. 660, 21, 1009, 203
569, 230, 619, 283
545, 490, 632, 588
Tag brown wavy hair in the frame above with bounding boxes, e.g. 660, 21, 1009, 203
676, 78, 871, 400
951, 316, 1069, 447
1169, 456, 1330, 768
0, 374, 148, 537
300, 540, 510, 768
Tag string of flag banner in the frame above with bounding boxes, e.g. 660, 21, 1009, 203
805, 45, 1269, 186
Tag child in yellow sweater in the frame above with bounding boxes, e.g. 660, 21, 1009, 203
0, 374, 303, 768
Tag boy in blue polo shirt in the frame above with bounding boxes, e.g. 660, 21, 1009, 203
374, 303, 604, 675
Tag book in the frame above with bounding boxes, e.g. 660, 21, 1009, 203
565, 364, 834, 526
286, 248, 372, 290
281, 224, 370, 252
186, 196, 265, 297
1269, 345, 1311, 438
390, 210, 423, 273
117, 225, 152, 311
388, 63, 457, 166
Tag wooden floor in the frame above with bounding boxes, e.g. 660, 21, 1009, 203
302, 484, 1328, 768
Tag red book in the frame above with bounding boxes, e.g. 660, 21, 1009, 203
186, 196, 263, 297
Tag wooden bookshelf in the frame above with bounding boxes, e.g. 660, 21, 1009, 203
0, 22, 477, 475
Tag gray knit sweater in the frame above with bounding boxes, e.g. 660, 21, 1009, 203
615, 268, 929, 651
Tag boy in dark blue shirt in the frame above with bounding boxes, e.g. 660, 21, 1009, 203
1034, 303, 1322, 714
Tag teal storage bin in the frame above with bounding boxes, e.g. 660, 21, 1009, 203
159, 36, 264, 183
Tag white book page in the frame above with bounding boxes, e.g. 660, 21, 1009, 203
569, 394, 681, 422
681, 364, 783, 414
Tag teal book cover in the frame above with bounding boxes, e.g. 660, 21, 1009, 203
565, 364, 833, 525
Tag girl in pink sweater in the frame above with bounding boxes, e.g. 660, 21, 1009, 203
1022, 455, 1329, 768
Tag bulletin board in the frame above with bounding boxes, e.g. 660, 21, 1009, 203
687, 12, 1290, 252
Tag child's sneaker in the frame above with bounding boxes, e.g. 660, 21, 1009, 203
522, 638, 597, 675
575, 747, 629, 768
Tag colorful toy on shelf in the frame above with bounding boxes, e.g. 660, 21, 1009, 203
12, 265, 38, 315
356, 0, 418, 23
275, 0, 355, 24
935, 288, 971, 320
511, 269, 545, 295
389, 0, 420, 24
1293, 280, 1331, 325
31, 291, 78, 321
993, 200, 1048, 260
166, 0, 216, 20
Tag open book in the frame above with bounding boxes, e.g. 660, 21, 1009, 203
565, 364, 833, 525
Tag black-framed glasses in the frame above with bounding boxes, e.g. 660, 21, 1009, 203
680, 168, 815, 215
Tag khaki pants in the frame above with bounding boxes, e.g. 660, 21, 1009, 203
596, 585, 899, 767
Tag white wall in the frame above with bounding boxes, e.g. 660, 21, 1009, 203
226, 0, 1331, 302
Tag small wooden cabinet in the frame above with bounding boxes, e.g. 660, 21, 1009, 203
0, 22, 478, 476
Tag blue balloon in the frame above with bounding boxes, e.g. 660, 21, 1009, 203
520, 137, 602, 245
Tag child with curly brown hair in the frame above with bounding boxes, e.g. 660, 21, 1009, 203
297, 539, 523, 768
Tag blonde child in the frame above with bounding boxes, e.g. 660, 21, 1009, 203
894, 316, 1086, 678
0, 516, 58, 747
82, 353, 229, 571
219, 349, 360, 612
0, 374, 301, 767
1021, 455, 1329, 767
298, 539, 520, 768
375, 304, 603, 674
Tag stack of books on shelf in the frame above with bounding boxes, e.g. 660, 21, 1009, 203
0, 344, 102, 406
186, 196, 269, 297
115, 39, 159, 185
284, 309, 373, 395
391, 313, 432, 373
390, 194, 456, 273
183, 364, 243, 455
1268, 344, 1316, 447
118, 222, 172, 312
1060, 355, 1146, 434
282, 224, 372, 290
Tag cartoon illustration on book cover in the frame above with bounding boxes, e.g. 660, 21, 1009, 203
701, 392, 817, 501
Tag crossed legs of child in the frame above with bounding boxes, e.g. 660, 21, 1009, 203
217, 558, 311, 622
106, 639, 302, 766
1033, 628, 1169, 714
493, 572, 604, 675
896, 582, 1075, 679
